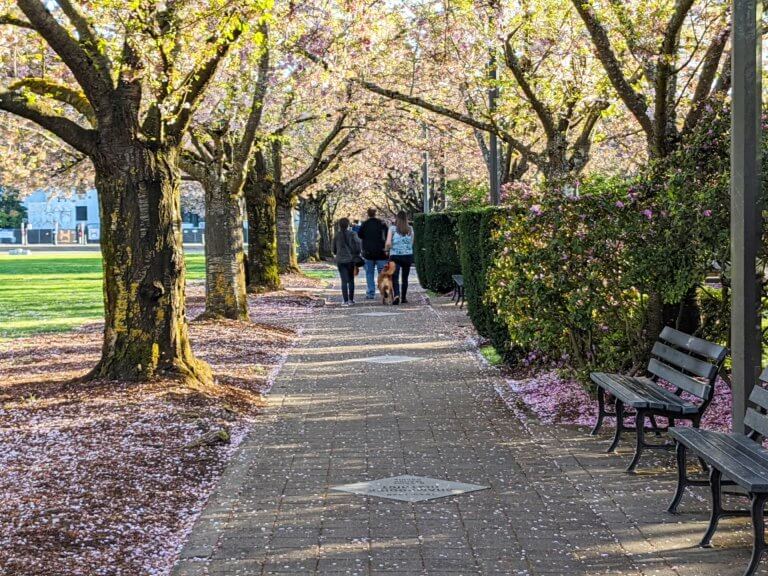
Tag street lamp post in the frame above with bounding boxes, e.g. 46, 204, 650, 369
489, 52, 500, 206
731, 0, 763, 432
422, 122, 430, 214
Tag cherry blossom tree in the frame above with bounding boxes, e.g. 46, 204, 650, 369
570, 0, 730, 160
180, 22, 270, 321
0, 0, 269, 384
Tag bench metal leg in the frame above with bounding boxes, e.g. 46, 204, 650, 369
606, 400, 624, 453
691, 417, 709, 473
591, 387, 606, 436
668, 442, 688, 513
649, 414, 663, 437
459, 287, 465, 309
745, 493, 767, 576
626, 408, 646, 473
701, 467, 723, 548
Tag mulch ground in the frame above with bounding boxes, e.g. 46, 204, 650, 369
0, 281, 323, 576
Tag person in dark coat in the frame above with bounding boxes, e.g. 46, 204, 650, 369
357, 207, 389, 300
332, 217, 362, 306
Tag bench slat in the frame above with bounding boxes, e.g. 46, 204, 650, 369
647, 358, 711, 400
673, 428, 768, 476
659, 326, 728, 364
745, 407, 768, 439
591, 373, 697, 413
750, 385, 768, 412
651, 342, 718, 380
670, 428, 768, 491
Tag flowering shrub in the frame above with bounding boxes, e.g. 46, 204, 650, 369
487, 176, 647, 378
445, 179, 489, 209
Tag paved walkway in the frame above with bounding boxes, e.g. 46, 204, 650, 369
174, 288, 759, 576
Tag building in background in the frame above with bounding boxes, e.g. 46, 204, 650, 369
0, 189, 205, 244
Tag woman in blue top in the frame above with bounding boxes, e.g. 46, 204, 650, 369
385, 210, 414, 305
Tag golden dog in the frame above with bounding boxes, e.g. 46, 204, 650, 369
377, 261, 396, 305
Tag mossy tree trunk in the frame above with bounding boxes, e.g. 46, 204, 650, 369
92, 145, 211, 384
201, 178, 248, 320
298, 196, 321, 262
244, 173, 282, 292
276, 192, 300, 273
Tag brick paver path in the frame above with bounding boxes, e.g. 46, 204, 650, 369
173, 290, 758, 576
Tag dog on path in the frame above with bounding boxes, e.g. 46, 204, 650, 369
377, 261, 396, 305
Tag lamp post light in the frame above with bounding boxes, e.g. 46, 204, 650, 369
731, 0, 763, 432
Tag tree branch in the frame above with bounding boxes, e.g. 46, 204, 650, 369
167, 17, 246, 139
230, 22, 270, 196
504, 33, 555, 137
0, 13, 34, 29
0, 91, 96, 155
654, 0, 696, 153
9, 78, 96, 126
356, 78, 533, 158
682, 24, 730, 135
55, 0, 112, 80
569, 99, 609, 174
570, 0, 654, 139
17, 0, 111, 109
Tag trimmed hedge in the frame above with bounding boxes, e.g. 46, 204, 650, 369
457, 208, 512, 358
413, 212, 461, 293
412, 214, 427, 288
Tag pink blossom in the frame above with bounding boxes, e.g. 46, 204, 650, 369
702, 209, 713, 217
642, 209, 653, 220
615, 200, 625, 209
529, 204, 543, 216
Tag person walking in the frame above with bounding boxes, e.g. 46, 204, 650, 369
357, 207, 389, 300
385, 210, 414, 305
332, 217, 362, 306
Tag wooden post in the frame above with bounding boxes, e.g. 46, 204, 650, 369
731, 0, 763, 432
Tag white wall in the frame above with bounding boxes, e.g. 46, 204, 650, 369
24, 190, 99, 230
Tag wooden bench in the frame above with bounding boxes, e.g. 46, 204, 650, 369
667, 370, 768, 576
451, 274, 465, 309
590, 327, 726, 472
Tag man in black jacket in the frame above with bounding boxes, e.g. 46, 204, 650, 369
357, 207, 389, 299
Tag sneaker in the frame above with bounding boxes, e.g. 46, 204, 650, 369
349, 300, 356, 306
393, 296, 400, 305
341, 301, 350, 307
401, 298, 409, 304
365, 295, 375, 300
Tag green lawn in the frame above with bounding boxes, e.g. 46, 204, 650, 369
0, 252, 205, 340
302, 268, 337, 280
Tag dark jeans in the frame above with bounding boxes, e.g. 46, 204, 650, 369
337, 262, 356, 302
391, 254, 413, 300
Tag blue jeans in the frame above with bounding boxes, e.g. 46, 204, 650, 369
364, 259, 389, 297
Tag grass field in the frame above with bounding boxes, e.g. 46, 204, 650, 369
0, 252, 205, 340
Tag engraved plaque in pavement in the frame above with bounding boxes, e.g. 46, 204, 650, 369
331, 474, 489, 502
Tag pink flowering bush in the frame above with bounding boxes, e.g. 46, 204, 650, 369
484, 97, 768, 382
487, 175, 648, 379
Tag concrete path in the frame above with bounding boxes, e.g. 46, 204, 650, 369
173, 287, 758, 576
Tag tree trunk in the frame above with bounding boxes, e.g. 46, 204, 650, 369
91, 145, 211, 384
297, 197, 321, 263
244, 175, 281, 292
276, 195, 300, 273
201, 178, 248, 320
318, 215, 333, 260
